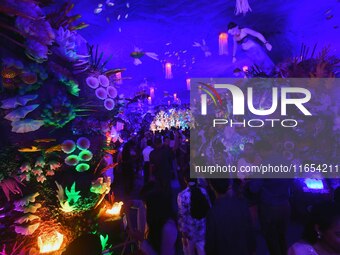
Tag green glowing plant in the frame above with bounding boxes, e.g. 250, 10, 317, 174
75, 163, 90, 172
60, 200, 76, 213
60, 78, 80, 97
65, 182, 81, 204
100, 234, 112, 251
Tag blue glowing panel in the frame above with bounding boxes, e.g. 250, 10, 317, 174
304, 179, 324, 190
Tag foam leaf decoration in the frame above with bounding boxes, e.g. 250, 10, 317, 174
0, 177, 23, 201
55, 181, 65, 202
14, 203, 41, 213
60, 201, 76, 213
20, 162, 31, 173
15, 222, 40, 236
14, 192, 39, 207
36, 175, 46, 183
11, 119, 44, 133
100, 234, 110, 250
34, 156, 45, 168
15, 214, 40, 224
65, 182, 81, 204
4, 104, 39, 121
1, 95, 38, 109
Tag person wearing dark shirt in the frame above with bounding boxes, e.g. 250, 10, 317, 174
149, 137, 173, 195
122, 140, 136, 194
205, 179, 256, 255
251, 140, 292, 255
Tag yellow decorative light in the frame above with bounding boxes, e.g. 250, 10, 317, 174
38, 231, 64, 253
106, 201, 124, 216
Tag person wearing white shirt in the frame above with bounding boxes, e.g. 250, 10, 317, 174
143, 140, 154, 184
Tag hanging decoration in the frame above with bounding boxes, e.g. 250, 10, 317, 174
235, 0, 252, 15
218, 33, 229, 55
165, 62, 173, 79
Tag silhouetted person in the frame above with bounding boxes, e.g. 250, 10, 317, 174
142, 139, 154, 184
251, 140, 292, 255
205, 179, 255, 255
149, 137, 173, 195
122, 140, 136, 194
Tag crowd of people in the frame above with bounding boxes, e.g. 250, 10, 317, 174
113, 129, 340, 255
61, 128, 340, 255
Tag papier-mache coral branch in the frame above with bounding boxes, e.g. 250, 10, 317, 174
0, 177, 24, 201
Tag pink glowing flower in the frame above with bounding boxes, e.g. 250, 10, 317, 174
46, 170, 55, 176
49, 161, 61, 171
34, 156, 45, 168
20, 162, 31, 173
32, 167, 43, 176
36, 175, 46, 183
20, 173, 30, 182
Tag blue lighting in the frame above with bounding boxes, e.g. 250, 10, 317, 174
304, 179, 324, 190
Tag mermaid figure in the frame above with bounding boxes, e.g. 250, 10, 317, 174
228, 22, 275, 75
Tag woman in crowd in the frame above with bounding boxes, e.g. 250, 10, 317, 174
288, 201, 340, 255
178, 170, 211, 255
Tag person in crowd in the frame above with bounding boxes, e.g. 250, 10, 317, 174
131, 190, 178, 255
141, 131, 152, 150
177, 134, 190, 189
142, 140, 154, 184
149, 137, 173, 195
122, 140, 137, 195
164, 135, 177, 179
178, 171, 211, 255
237, 142, 261, 226
62, 234, 102, 255
250, 140, 292, 255
288, 201, 340, 255
205, 179, 256, 255
237, 143, 261, 181
334, 186, 340, 206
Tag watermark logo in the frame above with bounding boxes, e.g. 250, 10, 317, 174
201, 84, 312, 116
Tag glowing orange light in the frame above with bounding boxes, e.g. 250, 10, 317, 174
38, 231, 64, 253
106, 131, 111, 146
242, 65, 249, 72
219, 33, 228, 55
147, 96, 152, 105
106, 201, 124, 216
165, 63, 173, 79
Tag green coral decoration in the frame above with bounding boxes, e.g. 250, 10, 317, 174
65, 182, 81, 204
41, 93, 76, 128
60, 78, 81, 97
75, 163, 90, 172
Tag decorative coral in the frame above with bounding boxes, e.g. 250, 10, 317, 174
41, 93, 76, 128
